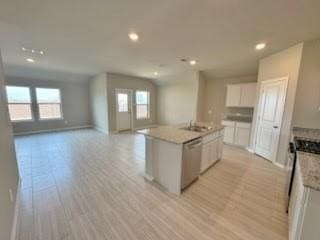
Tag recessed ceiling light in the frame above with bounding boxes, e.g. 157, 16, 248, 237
255, 43, 266, 50
21, 47, 44, 55
189, 60, 197, 65
154, 71, 159, 76
26, 58, 34, 63
129, 32, 139, 42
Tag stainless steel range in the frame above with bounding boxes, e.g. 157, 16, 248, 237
295, 139, 320, 154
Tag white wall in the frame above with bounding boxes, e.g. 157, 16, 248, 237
89, 73, 108, 133
196, 72, 206, 122
157, 71, 199, 125
293, 39, 320, 129
6, 76, 91, 134
202, 75, 257, 123
251, 43, 304, 166
0, 51, 19, 240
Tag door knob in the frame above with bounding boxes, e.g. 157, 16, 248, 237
273, 126, 279, 129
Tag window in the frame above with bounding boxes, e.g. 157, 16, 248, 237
117, 93, 129, 112
136, 91, 150, 119
6, 86, 33, 121
36, 88, 62, 120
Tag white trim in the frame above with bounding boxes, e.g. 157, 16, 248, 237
246, 147, 254, 153
13, 125, 92, 136
109, 130, 119, 134
115, 88, 134, 131
133, 124, 158, 131
10, 179, 21, 240
94, 126, 108, 134
274, 162, 285, 169
253, 76, 289, 164
135, 90, 150, 120
144, 174, 154, 181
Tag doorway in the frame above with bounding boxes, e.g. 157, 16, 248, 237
116, 89, 133, 131
254, 77, 288, 162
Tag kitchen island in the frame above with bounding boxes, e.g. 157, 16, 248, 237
138, 123, 224, 194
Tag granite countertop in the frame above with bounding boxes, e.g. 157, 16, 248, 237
297, 152, 320, 191
292, 127, 320, 191
137, 123, 224, 144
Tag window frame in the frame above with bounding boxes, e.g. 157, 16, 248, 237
135, 90, 150, 120
35, 87, 64, 121
5, 85, 34, 122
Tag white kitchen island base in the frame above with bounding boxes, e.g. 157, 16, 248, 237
145, 136, 183, 194
139, 124, 224, 195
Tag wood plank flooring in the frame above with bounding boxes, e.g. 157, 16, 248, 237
14, 129, 288, 240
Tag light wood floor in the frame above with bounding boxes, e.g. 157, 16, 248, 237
14, 129, 288, 240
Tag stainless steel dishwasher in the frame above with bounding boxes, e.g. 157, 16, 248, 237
181, 138, 202, 189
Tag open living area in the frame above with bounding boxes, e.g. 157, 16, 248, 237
1, 1, 320, 240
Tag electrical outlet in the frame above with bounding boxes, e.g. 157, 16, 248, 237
64, 120, 69, 125
9, 189, 13, 202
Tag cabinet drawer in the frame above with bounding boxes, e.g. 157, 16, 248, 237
221, 120, 235, 127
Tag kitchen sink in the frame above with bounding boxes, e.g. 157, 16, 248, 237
181, 125, 213, 133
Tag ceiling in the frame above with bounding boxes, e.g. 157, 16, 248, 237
0, 0, 320, 84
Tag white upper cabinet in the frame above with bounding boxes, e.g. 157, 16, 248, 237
226, 85, 241, 107
226, 83, 257, 108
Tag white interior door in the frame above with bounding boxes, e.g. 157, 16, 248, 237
255, 78, 288, 162
116, 89, 132, 131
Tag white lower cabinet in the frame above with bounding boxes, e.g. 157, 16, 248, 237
234, 126, 250, 147
223, 126, 235, 144
201, 142, 211, 173
201, 130, 223, 173
221, 120, 251, 147
289, 160, 320, 240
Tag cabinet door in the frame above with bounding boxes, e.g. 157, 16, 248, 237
289, 163, 306, 240
223, 126, 235, 144
226, 85, 241, 107
209, 138, 219, 165
201, 143, 210, 173
234, 127, 250, 147
240, 83, 257, 107
218, 136, 223, 159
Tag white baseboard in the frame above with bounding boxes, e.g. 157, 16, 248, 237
133, 124, 158, 131
11, 179, 21, 240
14, 125, 92, 136
246, 147, 254, 153
94, 126, 108, 134
274, 162, 285, 169
144, 174, 154, 181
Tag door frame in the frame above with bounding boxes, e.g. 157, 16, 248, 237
115, 88, 134, 131
254, 76, 289, 164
